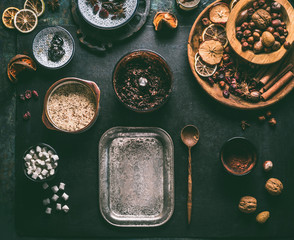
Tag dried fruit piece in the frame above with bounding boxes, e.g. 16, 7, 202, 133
19, 94, 26, 101
23, 111, 31, 120
265, 178, 283, 195
24, 0, 45, 17
7, 54, 37, 83
202, 24, 228, 47
99, 8, 109, 19
256, 211, 270, 224
194, 53, 217, 78
14, 9, 38, 33
209, 2, 230, 24
198, 40, 224, 65
2, 7, 19, 29
93, 4, 99, 14
268, 117, 277, 126
32, 90, 39, 99
153, 12, 178, 31
238, 196, 257, 213
25, 90, 32, 100
263, 160, 273, 172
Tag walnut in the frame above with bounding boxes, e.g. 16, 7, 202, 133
238, 196, 257, 213
252, 9, 272, 29
256, 211, 270, 224
265, 178, 283, 195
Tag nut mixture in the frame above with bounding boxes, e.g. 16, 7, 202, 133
48, 83, 96, 132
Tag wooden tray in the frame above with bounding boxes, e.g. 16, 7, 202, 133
187, 0, 294, 110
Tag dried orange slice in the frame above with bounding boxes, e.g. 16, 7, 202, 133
198, 40, 224, 65
194, 53, 217, 78
24, 0, 45, 17
14, 9, 38, 33
2, 7, 19, 29
209, 2, 230, 24
202, 24, 228, 47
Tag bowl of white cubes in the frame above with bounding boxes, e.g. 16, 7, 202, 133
23, 143, 59, 182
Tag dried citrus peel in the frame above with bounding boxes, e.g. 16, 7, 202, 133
153, 12, 178, 31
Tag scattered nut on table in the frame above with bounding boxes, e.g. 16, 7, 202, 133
256, 211, 270, 224
238, 196, 257, 213
263, 160, 273, 172
265, 178, 283, 195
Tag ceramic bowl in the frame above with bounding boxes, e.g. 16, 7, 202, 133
220, 137, 257, 176
78, 0, 138, 30
42, 77, 100, 133
32, 26, 75, 69
23, 143, 58, 182
226, 0, 294, 65
112, 50, 173, 113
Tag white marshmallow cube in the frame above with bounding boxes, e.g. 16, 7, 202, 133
59, 182, 65, 190
45, 207, 52, 214
50, 169, 55, 176
29, 149, 35, 155
31, 173, 38, 179
24, 154, 32, 161
43, 198, 50, 206
38, 152, 43, 158
56, 203, 62, 211
27, 169, 32, 175
38, 175, 43, 180
62, 205, 69, 213
52, 155, 59, 161
36, 146, 42, 153
42, 182, 49, 190
51, 185, 59, 193
61, 192, 69, 201
46, 164, 52, 170
52, 194, 59, 202
48, 150, 54, 156
41, 169, 48, 176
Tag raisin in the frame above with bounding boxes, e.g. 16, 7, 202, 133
25, 90, 32, 100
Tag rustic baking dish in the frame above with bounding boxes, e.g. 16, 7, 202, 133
99, 127, 174, 227
42, 77, 100, 133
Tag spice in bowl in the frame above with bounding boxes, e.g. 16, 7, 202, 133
113, 50, 173, 112
47, 82, 97, 132
220, 137, 257, 176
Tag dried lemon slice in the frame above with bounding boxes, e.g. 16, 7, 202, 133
194, 53, 217, 78
199, 40, 224, 65
14, 9, 38, 33
202, 24, 228, 47
2, 7, 19, 29
24, 0, 45, 17
209, 2, 230, 24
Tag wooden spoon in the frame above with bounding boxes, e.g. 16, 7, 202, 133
181, 125, 200, 224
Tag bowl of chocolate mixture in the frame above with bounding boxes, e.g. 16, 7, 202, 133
113, 50, 173, 113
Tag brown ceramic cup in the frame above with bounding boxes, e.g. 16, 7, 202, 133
42, 77, 100, 133
220, 137, 257, 176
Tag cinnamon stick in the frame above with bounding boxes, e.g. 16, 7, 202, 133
261, 71, 294, 101
253, 66, 269, 83
260, 63, 294, 93
259, 61, 283, 85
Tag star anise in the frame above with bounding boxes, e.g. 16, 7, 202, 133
87, 0, 98, 6
48, 0, 60, 12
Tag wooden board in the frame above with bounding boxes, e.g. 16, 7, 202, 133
187, 0, 294, 110
227, 0, 294, 65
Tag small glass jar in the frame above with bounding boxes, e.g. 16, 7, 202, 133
176, 0, 200, 11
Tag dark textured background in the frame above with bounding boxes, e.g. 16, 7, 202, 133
1, 0, 294, 239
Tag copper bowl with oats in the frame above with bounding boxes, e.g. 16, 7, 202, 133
42, 77, 100, 133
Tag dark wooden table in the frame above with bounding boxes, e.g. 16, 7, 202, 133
1, 0, 294, 239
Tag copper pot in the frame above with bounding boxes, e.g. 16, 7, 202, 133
42, 77, 100, 133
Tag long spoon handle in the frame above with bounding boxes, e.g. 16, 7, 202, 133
187, 147, 192, 224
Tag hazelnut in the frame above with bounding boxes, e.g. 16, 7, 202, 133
241, 22, 249, 30
279, 36, 286, 44
248, 8, 255, 16
247, 36, 255, 44
254, 29, 262, 34
262, 31, 275, 47
271, 1, 282, 12
223, 53, 230, 62
202, 17, 211, 26
265, 6, 271, 12
242, 42, 249, 51
243, 29, 252, 37
237, 10, 249, 25
253, 32, 261, 40
271, 19, 281, 28
277, 26, 284, 34
273, 32, 280, 40
224, 46, 231, 53
281, 22, 286, 28
278, 13, 283, 18
258, 0, 265, 6
266, 26, 275, 34
283, 29, 288, 37
236, 31, 243, 40
258, 115, 266, 122
236, 26, 242, 32
238, 196, 257, 213
253, 40, 264, 53
265, 178, 283, 196
271, 13, 279, 20
248, 21, 255, 29
284, 41, 291, 49
261, 3, 268, 10
256, 211, 270, 224
272, 41, 281, 51
263, 160, 273, 172
241, 38, 247, 43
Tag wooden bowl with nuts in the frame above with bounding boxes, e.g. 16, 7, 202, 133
226, 0, 294, 65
